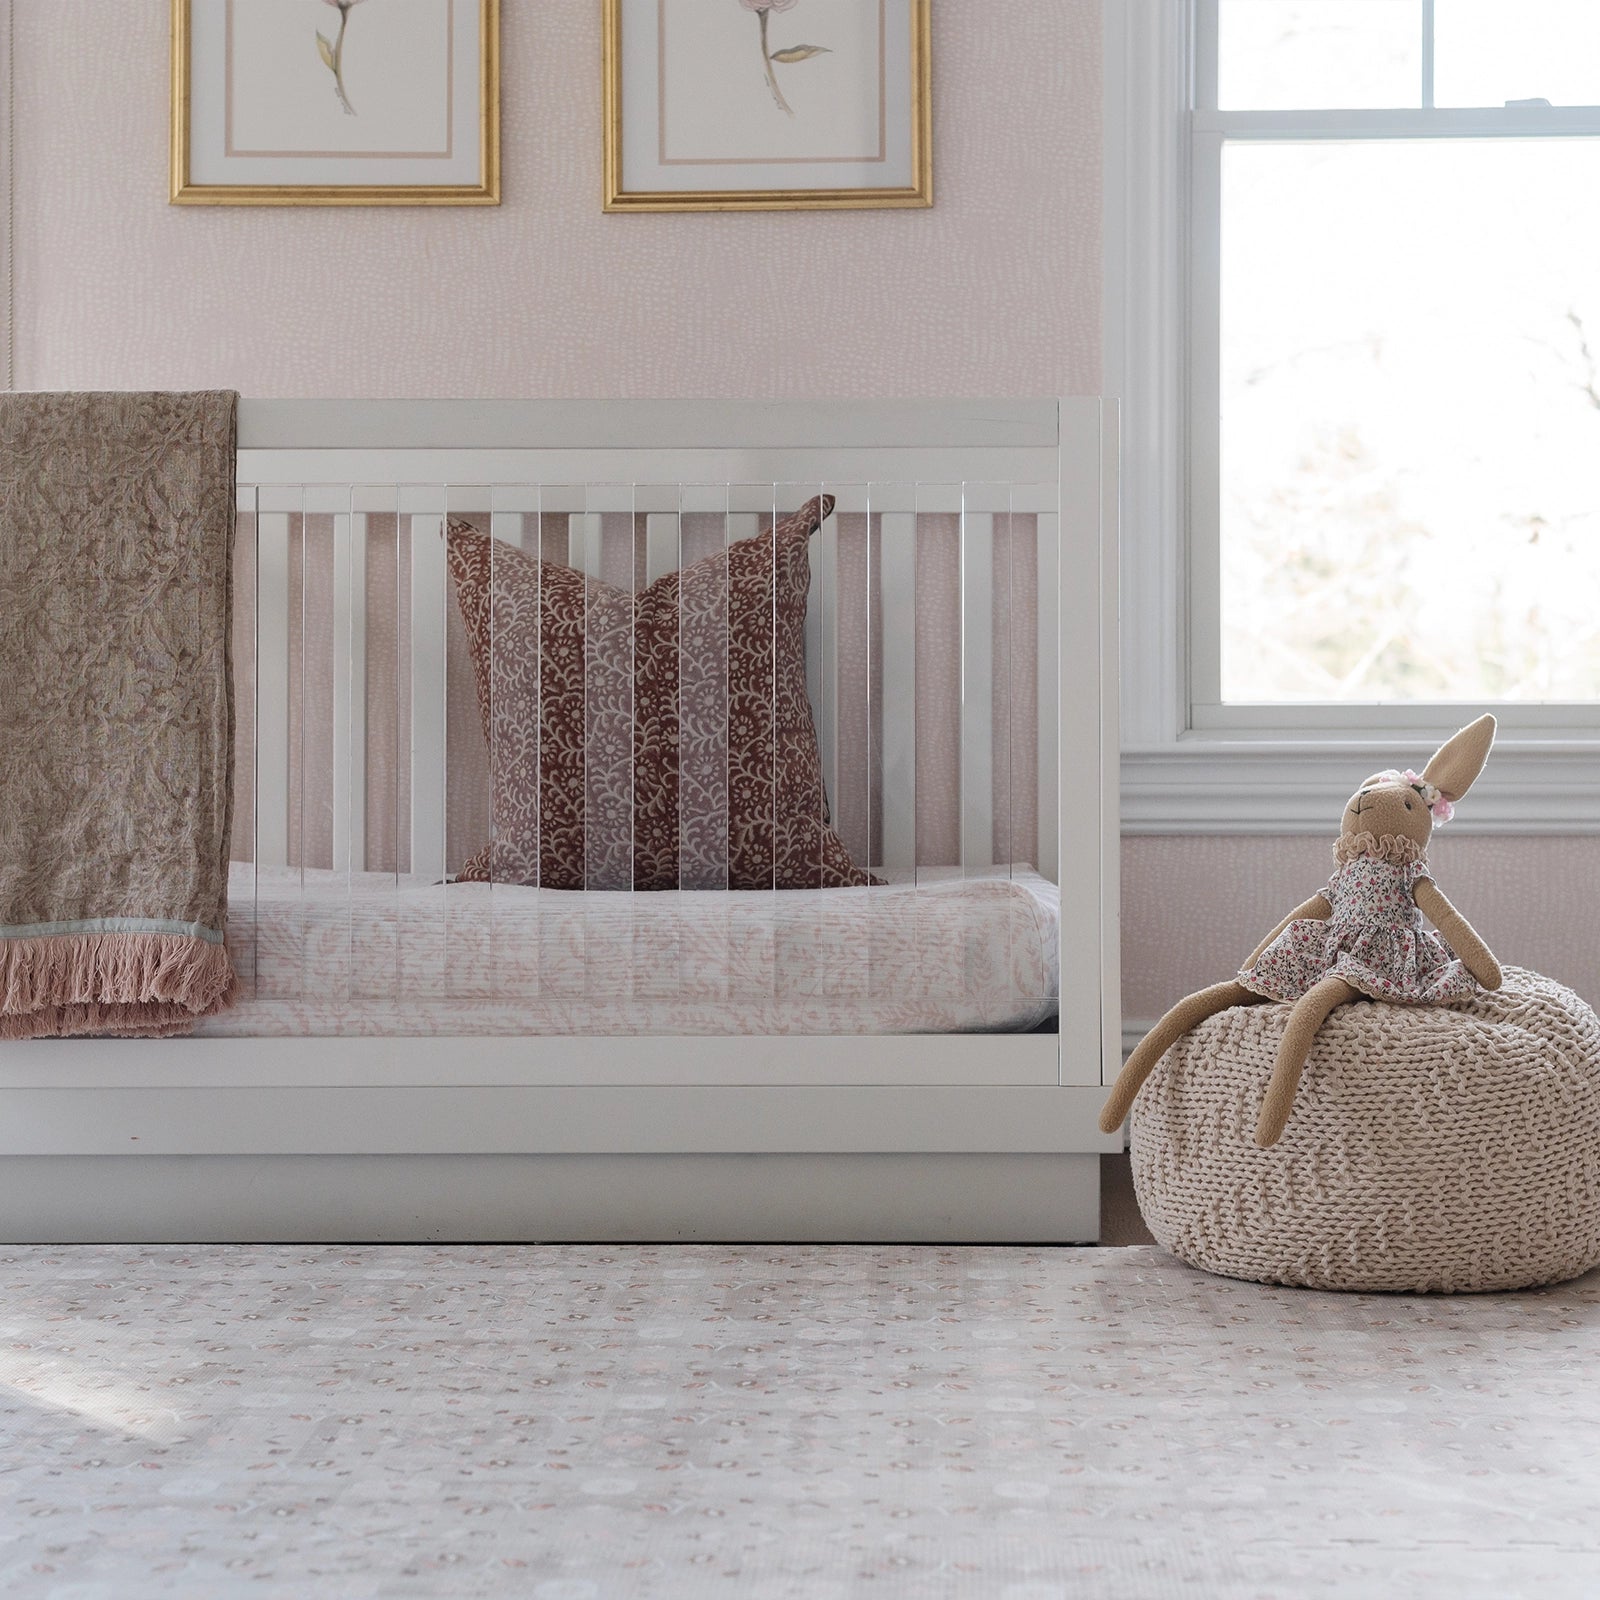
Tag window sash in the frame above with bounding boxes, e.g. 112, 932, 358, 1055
1189, 0, 1600, 734
1200, 0, 1600, 118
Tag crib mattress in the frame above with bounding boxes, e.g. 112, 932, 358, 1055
195, 864, 1060, 1037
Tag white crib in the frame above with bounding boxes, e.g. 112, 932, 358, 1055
0, 399, 1120, 1243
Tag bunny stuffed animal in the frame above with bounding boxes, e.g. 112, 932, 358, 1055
1101, 715, 1504, 1149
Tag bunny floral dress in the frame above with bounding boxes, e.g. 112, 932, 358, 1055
1238, 853, 1478, 1005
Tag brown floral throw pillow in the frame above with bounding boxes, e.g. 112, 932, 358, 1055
445, 495, 878, 891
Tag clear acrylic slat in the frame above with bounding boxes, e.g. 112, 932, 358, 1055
226, 459, 1059, 1034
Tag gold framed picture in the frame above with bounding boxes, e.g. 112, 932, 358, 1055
171, 0, 499, 206
603, 0, 931, 213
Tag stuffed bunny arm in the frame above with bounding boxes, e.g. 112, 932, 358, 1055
1411, 877, 1502, 991
1243, 894, 1333, 969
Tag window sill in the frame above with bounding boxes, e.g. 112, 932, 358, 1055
1122, 737, 1600, 834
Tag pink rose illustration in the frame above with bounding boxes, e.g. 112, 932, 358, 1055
737, 0, 830, 117
317, 0, 369, 117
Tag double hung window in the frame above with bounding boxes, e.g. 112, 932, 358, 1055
1115, 1, 1600, 829
1196, 0, 1600, 729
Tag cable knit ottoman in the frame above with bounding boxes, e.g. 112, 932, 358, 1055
1130, 967, 1600, 1293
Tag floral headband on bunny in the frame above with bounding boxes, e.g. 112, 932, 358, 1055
1373, 768, 1455, 824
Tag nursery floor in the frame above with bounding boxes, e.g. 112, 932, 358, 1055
3, 1243, 1599, 1599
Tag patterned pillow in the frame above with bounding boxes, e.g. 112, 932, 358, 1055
445, 495, 877, 891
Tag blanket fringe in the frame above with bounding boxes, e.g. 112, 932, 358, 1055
0, 932, 238, 1041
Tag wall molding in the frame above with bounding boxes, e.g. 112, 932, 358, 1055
1103, 0, 1191, 750
1123, 741, 1600, 834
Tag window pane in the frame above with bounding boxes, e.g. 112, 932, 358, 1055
1218, 0, 1422, 110
1219, 139, 1600, 703
1434, 0, 1600, 108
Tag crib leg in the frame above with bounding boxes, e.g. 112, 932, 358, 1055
1099, 981, 1267, 1134
1255, 976, 1360, 1149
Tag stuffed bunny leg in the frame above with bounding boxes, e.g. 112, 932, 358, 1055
1412, 878, 1503, 991
1255, 975, 1360, 1148
1098, 981, 1269, 1133
1099, 893, 1331, 1135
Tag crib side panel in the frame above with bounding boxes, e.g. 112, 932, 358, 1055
230, 401, 1108, 1064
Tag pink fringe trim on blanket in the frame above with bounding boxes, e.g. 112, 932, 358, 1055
0, 932, 238, 1040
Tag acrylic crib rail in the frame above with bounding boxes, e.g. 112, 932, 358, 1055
239, 459, 1058, 885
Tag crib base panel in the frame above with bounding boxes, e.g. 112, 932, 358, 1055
0, 1153, 1100, 1243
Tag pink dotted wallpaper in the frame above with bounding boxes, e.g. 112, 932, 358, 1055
1123, 834, 1600, 1017
11, 3, 1102, 399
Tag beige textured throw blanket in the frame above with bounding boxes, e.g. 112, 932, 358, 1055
0, 391, 239, 1038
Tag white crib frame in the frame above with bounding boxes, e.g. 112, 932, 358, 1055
0, 399, 1120, 1243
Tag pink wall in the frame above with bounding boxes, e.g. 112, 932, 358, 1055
12, 3, 1102, 398
1124, 834, 1600, 1017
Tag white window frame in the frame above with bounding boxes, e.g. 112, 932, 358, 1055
1107, 0, 1600, 833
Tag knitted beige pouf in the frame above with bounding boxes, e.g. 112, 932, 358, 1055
1130, 967, 1600, 1293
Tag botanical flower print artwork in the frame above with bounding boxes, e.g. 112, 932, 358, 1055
738, 0, 831, 116
316, 0, 368, 116
445, 498, 879, 892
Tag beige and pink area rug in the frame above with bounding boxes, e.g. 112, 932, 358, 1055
1, 1243, 1597, 1598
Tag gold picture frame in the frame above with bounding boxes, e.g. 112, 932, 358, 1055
603, 0, 931, 213
171, 0, 500, 206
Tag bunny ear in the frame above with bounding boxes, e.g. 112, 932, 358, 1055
1422, 713, 1496, 802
